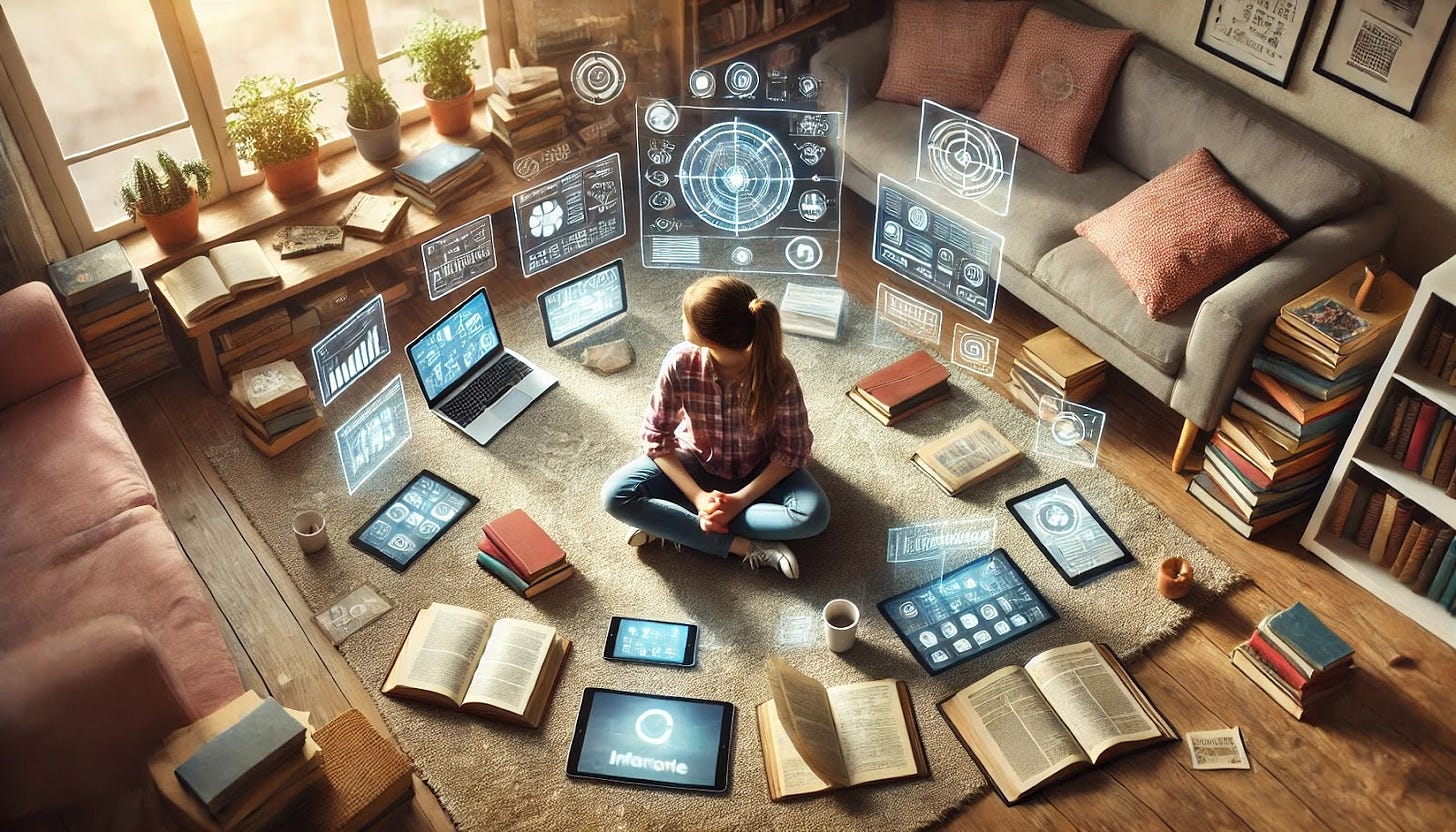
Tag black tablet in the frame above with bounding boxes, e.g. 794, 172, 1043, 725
1006, 478, 1137, 586
537, 259, 628, 347
565, 688, 735, 792
879, 548, 1057, 675
349, 470, 478, 572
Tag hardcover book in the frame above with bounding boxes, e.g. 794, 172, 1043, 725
46, 240, 134, 307
756, 658, 928, 801
173, 698, 307, 813
849, 350, 952, 425
482, 509, 567, 581
158, 240, 283, 324
476, 544, 576, 598
939, 642, 1176, 805
337, 193, 410, 242
382, 603, 569, 728
1019, 328, 1106, 389
1279, 261, 1414, 354
394, 143, 485, 191
911, 419, 1022, 495
1265, 602, 1354, 672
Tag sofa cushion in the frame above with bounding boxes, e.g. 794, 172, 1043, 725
1035, 237, 1201, 376
844, 98, 1147, 274
1095, 47, 1379, 235
979, 8, 1137, 173
1076, 147, 1289, 319
0, 505, 242, 720
877, 0, 1032, 110
0, 374, 156, 554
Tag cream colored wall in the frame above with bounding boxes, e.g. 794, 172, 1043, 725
1083, 0, 1456, 280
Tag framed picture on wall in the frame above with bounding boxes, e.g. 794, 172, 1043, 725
1314, 0, 1456, 116
1196, 0, 1319, 87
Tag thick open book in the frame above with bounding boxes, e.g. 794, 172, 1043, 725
159, 239, 282, 323
938, 642, 1176, 804
382, 602, 570, 728
755, 658, 928, 801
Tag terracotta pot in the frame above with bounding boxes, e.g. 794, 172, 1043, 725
423, 82, 475, 136
347, 110, 401, 162
262, 140, 320, 198
1157, 556, 1195, 600
137, 189, 199, 249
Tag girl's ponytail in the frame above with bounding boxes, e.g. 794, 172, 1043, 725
744, 297, 788, 433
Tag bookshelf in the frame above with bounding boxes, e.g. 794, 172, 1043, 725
1301, 256, 1456, 649
689, 1, 849, 73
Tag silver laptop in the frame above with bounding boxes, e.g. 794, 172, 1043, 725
406, 287, 556, 445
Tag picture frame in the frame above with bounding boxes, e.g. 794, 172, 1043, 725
1006, 479, 1137, 587
1195, 0, 1318, 87
1314, 0, 1456, 116
350, 469, 478, 572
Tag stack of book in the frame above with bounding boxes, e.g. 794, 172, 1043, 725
336, 192, 410, 242
229, 359, 323, 457
393, 143, 491, 215
1323, 467, 1456, 608
475, 509, 575, 598
154, 693, 325, 832
1230, 602, 1355, 720
216, 306, 320, 378
489, 53, 567, 161
1191, 263, 1413, 537
779, 282, 845, 340
1005, 328, 1107, 414
848, 349, 952, 426
45, 241, 178, 397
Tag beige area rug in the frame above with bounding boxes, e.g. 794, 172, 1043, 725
206, 264, 1243, 831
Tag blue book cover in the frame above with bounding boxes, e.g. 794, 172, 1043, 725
174, 698, 305, 811
394, 143, 483, 189
476, 549, 529, 595
45, 240, 134, 307
1233, 386, 1359, 441
1431, 537, 1456, 601
1252, 352, 1372, 401
1267, 602, 1354, 671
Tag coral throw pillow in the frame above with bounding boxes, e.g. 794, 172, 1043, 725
1076, 147, 1290, 319
877, 0, 1033, 111
978, 8, 1137, 172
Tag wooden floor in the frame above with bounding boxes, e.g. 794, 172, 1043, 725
56, 194, 1456, 831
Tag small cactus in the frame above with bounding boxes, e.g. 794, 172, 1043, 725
121, 150, 211, 220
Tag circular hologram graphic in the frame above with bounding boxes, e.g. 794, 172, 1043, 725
1051, 411, 1087, 446
1034, 498, 1080, 537
528, 200, 564, 237
724, 61, 760, 96
796, 74, 821, 99
678, 120, 794, 233
571, 51, 626, 105
731, 246, 753, 265
785, 236, 823, 271
644, 100, 679, 134
688, 69, 716, 98
926, 118, 1006, 201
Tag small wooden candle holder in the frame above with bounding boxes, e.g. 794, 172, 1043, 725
1157, 556, 1195, 600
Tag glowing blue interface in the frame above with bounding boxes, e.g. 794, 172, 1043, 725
409, 292, 499, 402
540, 261, 626, 346
574, 691, 729, 788
610, 618, 690, 663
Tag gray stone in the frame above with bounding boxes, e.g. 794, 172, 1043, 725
580, 338, 634, 374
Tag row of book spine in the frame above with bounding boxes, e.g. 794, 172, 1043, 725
1414, 297, 1456, 384
1324, 472, 1456, 611
1371, 385, 1456, 492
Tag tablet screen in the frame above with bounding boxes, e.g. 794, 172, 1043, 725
608, 618, 694, 665
566, 689, 734, 791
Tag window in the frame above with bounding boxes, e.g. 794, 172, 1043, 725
0, 0, 497, 252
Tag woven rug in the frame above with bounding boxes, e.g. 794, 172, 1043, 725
205, 262, 1242, 831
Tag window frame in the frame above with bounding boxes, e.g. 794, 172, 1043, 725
0, 0, 501, 254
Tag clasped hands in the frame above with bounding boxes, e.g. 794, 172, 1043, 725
694, 489, 747, 534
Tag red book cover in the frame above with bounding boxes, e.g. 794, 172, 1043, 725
482, 509, 566, 581
1403, 402, 1440, 471
1248, 631, 1312, 691
1211, 435, 1273, 490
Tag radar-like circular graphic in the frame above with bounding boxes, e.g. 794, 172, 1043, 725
1051, 412, 1087, 447
926, 118, 1006, 201
678, 121, 793, 233
724, 61, 760, 96
528, 200, 564, 238
571, 51, 626, 105
688, 69, 716, 98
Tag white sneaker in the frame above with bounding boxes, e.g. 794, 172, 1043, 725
626, 528, 658, 547
743, 540, 799, 579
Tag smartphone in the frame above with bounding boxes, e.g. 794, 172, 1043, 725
603, 616, 699, 667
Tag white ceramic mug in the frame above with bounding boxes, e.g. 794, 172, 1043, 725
822, 599, 860, 653
293, 510, 329, 554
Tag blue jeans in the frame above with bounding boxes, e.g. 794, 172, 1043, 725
600, 456, 830, 556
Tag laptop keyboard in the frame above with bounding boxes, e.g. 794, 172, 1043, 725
439, 353, 532, 425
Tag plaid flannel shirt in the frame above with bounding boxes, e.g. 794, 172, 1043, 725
641, 342, 812, 480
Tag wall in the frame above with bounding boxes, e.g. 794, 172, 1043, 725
1083, 1, 1456, 281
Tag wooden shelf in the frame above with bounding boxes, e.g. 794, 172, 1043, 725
699, 4, 849, 68
1303, 530, 1456, 646
1350, 448, 1456, 530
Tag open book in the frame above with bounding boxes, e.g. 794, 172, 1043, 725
159, 239, 282, 323
938, 642, 1176, 804
755, 658, 928, 801
382, 602, 570, 728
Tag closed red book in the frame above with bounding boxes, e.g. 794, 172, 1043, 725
482, 509, 566, 581
1403, 402, 1440, 471
1210, 435, 1273, 490
852, 349, 949, 412
1248, 630, 1311, 691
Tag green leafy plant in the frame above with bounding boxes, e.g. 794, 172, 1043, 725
401, 12, 484, 101
225, 74, 324, 167
341, 74, 398, 130
120, 150, 211, 220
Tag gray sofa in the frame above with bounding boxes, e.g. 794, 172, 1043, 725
812, 2, 1396, 469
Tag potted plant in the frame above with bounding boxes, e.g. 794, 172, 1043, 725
226, 74, 325, 198
120, 150, 211, 248
341, 73, 400, 162
401, 12, 484, 136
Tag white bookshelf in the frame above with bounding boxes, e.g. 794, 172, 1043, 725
1301, 256, 1456, 650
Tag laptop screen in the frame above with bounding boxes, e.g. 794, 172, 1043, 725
407, 289, 502, 405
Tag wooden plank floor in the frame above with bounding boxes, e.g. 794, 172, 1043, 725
78, 194, 1455, 831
